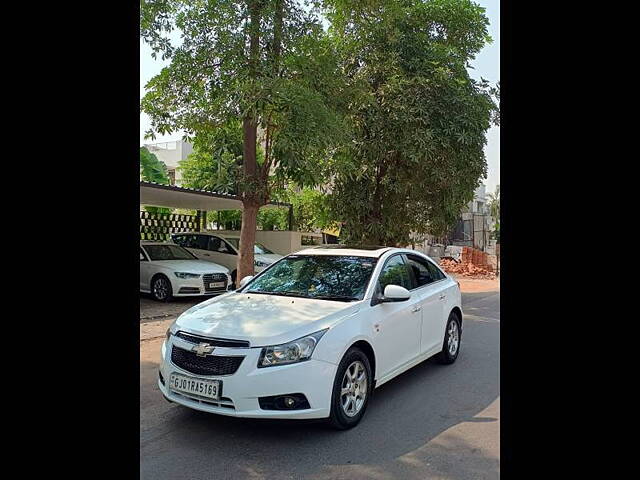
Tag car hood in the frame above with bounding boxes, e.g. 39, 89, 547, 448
174, 292, 360, 346
255, 253, 283, 264
150, 260, 229, 274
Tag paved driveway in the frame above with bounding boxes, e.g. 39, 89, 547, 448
140, 289, 499, 479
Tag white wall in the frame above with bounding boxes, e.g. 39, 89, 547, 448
144, 140, 193, 185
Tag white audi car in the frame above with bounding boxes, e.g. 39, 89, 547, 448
140, 242, 232, 302
171, 232, 283, 284
158, 246, 462, 429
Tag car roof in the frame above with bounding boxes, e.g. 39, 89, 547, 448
140, 241, 176, 246
172, 231, 225, 237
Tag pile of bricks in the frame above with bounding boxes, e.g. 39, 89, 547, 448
439, 247, 496, 279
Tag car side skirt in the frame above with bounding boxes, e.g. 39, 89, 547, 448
374, 345, 442, 388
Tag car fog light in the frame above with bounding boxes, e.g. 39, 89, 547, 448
258, 393, 310, 411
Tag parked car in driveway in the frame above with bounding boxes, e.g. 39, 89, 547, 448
159, 245, 463, 429
140, 242, 231, 302
171, 232, 284, 284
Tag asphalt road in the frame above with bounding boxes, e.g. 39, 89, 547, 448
140, 290, 500, 480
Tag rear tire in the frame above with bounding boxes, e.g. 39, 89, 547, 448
151, 275, 173, 302
435, 311, 462, 364
328, 347, 373, 430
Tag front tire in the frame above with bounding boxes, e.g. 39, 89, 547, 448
435, 311, 462, 364
328, 347, 372, 430
151, 275, 173, 302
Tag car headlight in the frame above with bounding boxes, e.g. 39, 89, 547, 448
258, 329, 328, 368
254, 260, 270, 267
174, 272, 201, 279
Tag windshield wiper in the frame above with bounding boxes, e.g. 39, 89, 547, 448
246, 290, 359, 301
246, 290, 309, 299
311, 294, 360, 302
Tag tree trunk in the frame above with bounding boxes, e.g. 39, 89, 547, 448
238, 200, 259, 281
238, 114, 259, 281
236, 0, 262, 282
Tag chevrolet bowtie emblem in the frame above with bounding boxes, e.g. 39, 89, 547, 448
192, 342, 215, 357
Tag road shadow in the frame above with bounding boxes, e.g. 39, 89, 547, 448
140, 294, 206, 322
140, 317, 499, 480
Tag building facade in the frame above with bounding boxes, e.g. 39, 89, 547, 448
466, 184, 487, 215
143, 140, 193, 186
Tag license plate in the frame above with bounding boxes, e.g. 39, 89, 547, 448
169, 373, 221, 400
209, 281, 225, 288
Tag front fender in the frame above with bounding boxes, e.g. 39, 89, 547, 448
312, 311, 376, 370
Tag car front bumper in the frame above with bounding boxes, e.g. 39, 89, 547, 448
158, 338, 337, 419
170, 277, 231, 297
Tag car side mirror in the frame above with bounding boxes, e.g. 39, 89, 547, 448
381, 284, 411, 302
239, 275, 254, 288
140, 253, 145, 261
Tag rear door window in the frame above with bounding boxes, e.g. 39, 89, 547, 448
172, 235, 186, 246
425, 260, 446, 281
193, 235, 209, 250
174, 234, 198, 249
406, 254, 436, 288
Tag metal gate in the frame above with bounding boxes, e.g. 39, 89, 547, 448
449, 214, 491, 251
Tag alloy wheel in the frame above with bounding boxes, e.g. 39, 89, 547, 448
340, 361, 368, 417
154, 277, 169, 300
447, 320, 459, 356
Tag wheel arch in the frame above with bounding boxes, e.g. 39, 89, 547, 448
450, 306, 463, 329
150, 272, 171, 291
348, 340, 376, 383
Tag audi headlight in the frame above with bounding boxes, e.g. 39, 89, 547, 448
258, 329, 328, 368
254, 260, 270, 267
174, 272, 201, 279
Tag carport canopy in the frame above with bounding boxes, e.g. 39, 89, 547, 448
140, 181, 291, 211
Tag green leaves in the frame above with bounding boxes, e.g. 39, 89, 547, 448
140, 146, 173, 215
324, 0, 497, 245
140, 147, 170, 184
141, 0, 347, 204
140, 0, 497, 247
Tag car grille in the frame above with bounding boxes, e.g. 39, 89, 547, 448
175, 331, 250, 348
171, 346, 245, 376
170, 391, 236, 410
203, 273, 228, 293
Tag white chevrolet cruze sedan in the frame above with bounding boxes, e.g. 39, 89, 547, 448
158, 246, 463, 429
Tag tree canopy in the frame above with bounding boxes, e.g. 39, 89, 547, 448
141, 0, 348, 278
140, 146, 172, 215
141, 0, 499, 254
323, 0, 497, 245
140, 146, 170, 184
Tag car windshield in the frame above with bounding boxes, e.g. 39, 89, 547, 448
244, 255, 377, 301
254, 243, 274, 254
225, 238, 274, 255
143, 244, 196, 261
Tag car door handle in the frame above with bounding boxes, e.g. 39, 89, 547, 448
439, 294, 446, 300
411, 305, 422, 313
